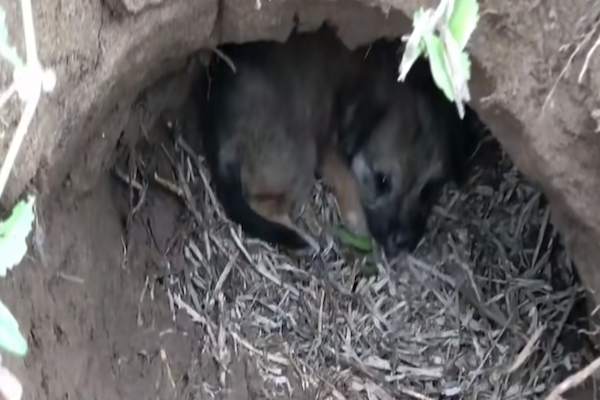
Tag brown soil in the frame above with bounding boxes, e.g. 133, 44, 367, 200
2, 130, 292, 399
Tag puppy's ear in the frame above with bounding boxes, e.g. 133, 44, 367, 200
405, 56, 482, 187
335, 85, 387, 161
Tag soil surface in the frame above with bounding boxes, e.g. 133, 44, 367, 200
3, 154, 295, 400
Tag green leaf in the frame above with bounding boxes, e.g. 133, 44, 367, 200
399, 0, 478, 118
459, 49, 471, 81
423, 33, 456, 102
359, 261, 378, 277
0, 299, 27, 356
398, 8, 429, 81
448, 0, 479, 50
0, 6, 24, 69
334, 226, 374, 253
0, 196, 36, 277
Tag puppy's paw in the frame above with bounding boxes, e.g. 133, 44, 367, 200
344, 210, 370, 238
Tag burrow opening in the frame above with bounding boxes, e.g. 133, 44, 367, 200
5, 5, 596, 400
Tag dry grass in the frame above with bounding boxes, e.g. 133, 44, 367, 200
131, 111, 593, 399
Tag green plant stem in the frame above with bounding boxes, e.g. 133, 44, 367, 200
0, 0, 42, 200
0, 91, 39, 200
20, 0, 39, 67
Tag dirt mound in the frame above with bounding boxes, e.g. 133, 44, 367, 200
1, 0, 600, 398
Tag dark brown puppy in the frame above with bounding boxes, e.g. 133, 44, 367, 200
337, 39, 481, 257
200, 24, 369, 250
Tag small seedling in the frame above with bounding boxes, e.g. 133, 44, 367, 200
0, 301, 26, 357
0, 0, 56, 395
0, 195, 34, 356
399, 0, 479, 119
0, 196, 35, 277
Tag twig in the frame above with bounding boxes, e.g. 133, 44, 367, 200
211, 47, 236, 73
578, 29, 600, 83
545, 356, 600, 400
542, 26, 596, 112
0, 87, 38, 199
154, 172, 184, 198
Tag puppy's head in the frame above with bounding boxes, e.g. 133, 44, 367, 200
343, 83, 477, 258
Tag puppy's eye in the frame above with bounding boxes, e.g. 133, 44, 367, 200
374, 171, 391, 196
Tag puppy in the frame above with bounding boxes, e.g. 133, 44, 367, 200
200, 24, 369, 250
337, 39, 481, 257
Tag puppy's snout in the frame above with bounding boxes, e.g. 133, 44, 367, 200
384, 231, 417, 257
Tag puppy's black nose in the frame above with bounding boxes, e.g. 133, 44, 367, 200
384, 232, 415, 257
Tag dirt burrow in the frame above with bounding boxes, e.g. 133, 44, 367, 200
0, 0, 599, 398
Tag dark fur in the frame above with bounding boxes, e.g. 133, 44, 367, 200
209, 161, 309, 247
200, 25, 359, 249
338, 39, 480, 257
